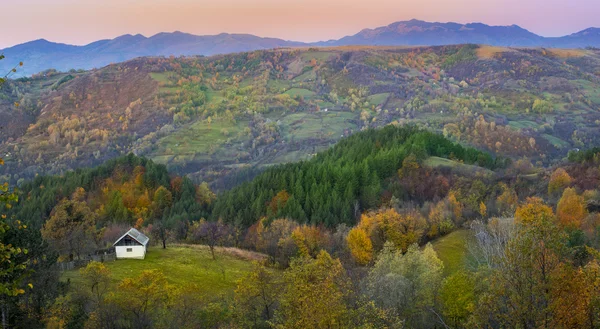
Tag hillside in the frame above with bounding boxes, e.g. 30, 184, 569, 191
2, 45, 600, 187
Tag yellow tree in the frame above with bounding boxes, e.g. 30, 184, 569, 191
41, 188, 99, 260
496, 183, 518, 215
234, 262, 281, 327
346, 227, 373, 265
111, 270, 174, 327
548, 167, 572, 196
440, 271, 475, 328
273, 250, 350, 329
556, 187, 587, 229
514, 197, 554, 225
550, 260, 600, 328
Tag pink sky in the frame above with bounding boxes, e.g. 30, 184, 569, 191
2, 0, 599, 48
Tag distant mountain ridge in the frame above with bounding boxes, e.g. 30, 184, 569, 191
1, 32, 304, 76
318, 19, 600, 47
2, 19, 600, 76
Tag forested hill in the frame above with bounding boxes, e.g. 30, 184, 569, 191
211, 125, 499, 227
12, 154, 211, 230
12, 126, 495, 230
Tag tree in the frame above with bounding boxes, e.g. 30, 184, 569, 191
496, 183, 518, 215
110, 270, 174, 328
150, 186, 173, 249
550, 260, 600, 328
273, 250, 350, 329
346, 226, 373, 265
191, 220, 230, 260
234, 262, 281, 328
556, 187, 587, 229
41, 188, 99, 260
440, 271, 475, 328
548, 168, 572, 196
482, 198, 565, 328
514, 197, 554, 225
80, 262, 115, 329
363, 242, 443, 328
195, 182, 215, 206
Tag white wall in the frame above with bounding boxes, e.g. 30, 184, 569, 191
115, 245, 146, 259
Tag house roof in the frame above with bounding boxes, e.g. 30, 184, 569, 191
113, 228, 150, 247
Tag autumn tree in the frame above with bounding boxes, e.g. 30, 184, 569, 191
548, 168, 572, 196
41, 188, 99, 260
234, 262, 281, 327
550, 260, 600, 328
273, 250, 350, 329
79, 262, 115, 329
556, 187, 587, 229
290, 225, 330, 258
150, 186, 173, 249
483, 198, 565, 328
440, 271, 475, 328
496, 183, 518, 215
110, 270, 174, 328
363, 208, 427, 253
363, 242, 443, 327
346, 226, 373, 265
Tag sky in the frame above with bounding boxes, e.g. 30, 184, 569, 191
2, 0, 599, 48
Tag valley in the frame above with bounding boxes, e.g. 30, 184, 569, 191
2, 45, 600, 189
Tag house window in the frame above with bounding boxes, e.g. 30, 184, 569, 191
126, 248, 133, 252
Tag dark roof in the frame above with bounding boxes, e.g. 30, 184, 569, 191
113, 228, 150, 247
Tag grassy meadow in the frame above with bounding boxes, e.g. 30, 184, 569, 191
62, 245, 265, 297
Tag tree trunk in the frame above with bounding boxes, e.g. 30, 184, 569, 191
210, 245, 215, 260
162, 238, 166, 249
1, 302, 8, 329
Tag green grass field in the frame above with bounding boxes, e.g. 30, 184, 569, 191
153, 119, 249, 158
424, 156, 495, 177
508, 120, 539, 130
542, 134, 570, 149
62, 246, 260, 297
366, 93, 390, 106
279, 111, 357, 141
431, 230, 471, 276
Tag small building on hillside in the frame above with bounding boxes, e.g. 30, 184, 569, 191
113, 228, 149, 259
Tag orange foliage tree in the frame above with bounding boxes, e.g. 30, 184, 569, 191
556, 187, 588, 229
548, 168, 572, 196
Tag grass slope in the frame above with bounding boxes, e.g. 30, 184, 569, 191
62, 245, 261, 297
432, 230, 471, 276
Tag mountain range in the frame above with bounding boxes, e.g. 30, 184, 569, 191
2, 19, 600, 76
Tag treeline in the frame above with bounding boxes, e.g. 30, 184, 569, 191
211, 125, 502, 227
12, 154, 209, 231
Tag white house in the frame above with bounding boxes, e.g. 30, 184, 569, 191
113, 228, 149, 259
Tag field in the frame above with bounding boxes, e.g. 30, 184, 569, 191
61, 245, 264, 297
432, 229, 471, 276
424, 156, 495, 177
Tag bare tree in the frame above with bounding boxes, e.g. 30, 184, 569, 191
467, 217, 515, 270
192, 220, 230, 260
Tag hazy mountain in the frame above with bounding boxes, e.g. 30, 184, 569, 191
3, 20, 600, 77
318, 19, 600, 48
318, 19, 545, 47
0, 32, 305, 76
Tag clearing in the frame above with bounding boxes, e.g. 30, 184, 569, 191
431, 229, 471, 276
62, 245, 265, 297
